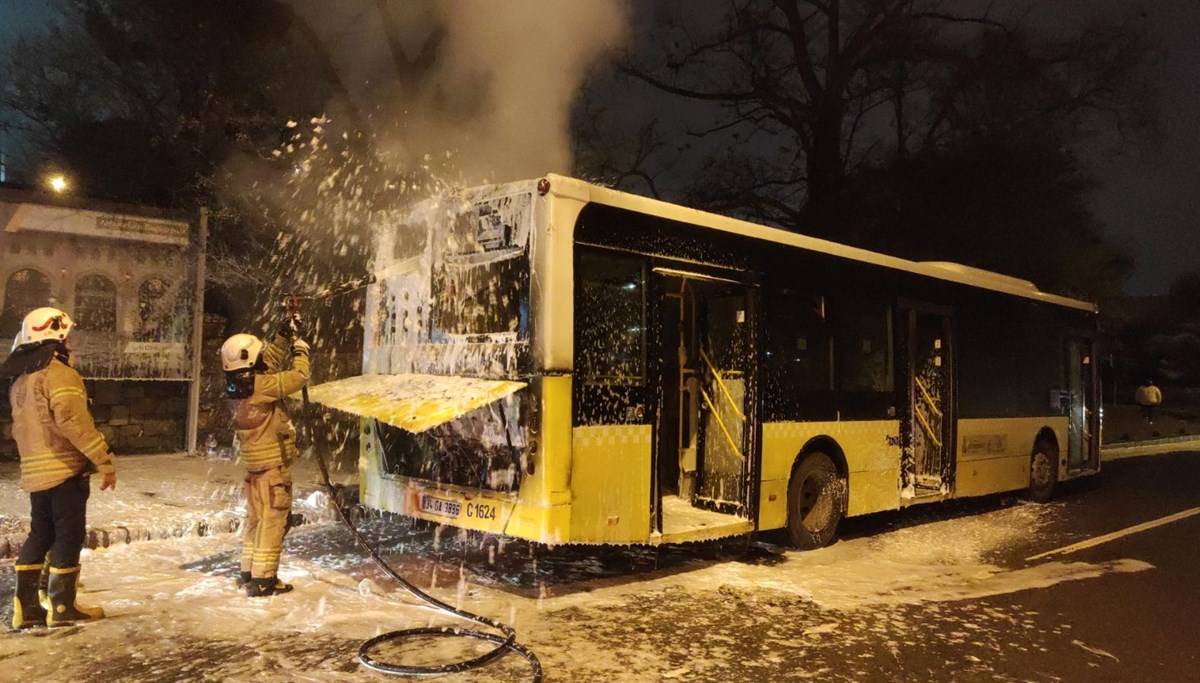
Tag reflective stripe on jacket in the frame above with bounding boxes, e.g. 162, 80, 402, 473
9, 359, 115, 492
233, 343, 310, 472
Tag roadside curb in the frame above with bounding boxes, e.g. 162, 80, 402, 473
1101, 436, 1200, 461
0, 510, 243, 560
0, 486, 335, 561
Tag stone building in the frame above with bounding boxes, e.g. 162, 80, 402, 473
0, 186, 204, 457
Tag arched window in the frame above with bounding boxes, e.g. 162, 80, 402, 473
137, 277, 173, 341
74, 274, 117, 333
1, 269, 52, 340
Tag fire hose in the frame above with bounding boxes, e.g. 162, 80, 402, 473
287, 279, 542, 679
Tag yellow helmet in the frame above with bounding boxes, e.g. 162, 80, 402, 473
17, 307, 73, 347
220, 333, 264, 372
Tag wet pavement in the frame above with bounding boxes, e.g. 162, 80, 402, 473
2, 448, 1200, 681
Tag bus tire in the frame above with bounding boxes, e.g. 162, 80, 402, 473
786, 452, 845, 550
1028, 437, 1058, 503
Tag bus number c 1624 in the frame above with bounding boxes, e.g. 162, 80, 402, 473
466, 502, 497, 520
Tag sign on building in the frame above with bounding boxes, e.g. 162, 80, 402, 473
0, 189, 200, 381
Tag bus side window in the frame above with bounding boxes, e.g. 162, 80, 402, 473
762, 291, 831, 419
829, 295, 894, 394
763, 292, 829, 390
576, 251, 646, 384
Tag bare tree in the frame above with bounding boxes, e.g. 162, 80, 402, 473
618, 0, 1156, 238
572, 84, 671, 199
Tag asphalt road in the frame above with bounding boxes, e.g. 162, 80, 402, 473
972, 451, 1200, 682
5, 450, 1198, 682
283, 450, 1200, 681
175, 448, 1200, 681
804, 449, 1200, 682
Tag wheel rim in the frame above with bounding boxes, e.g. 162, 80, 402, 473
1031, 450, 1053, 487
799, 474, 833, 532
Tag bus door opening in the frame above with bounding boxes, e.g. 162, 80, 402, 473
900, 304, 955, 497
652, 270, 757, 531
1066, 338, 1098, 473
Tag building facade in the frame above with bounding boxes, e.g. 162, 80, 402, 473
0, 187, 203, 456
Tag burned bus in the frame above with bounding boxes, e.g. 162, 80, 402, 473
308, 174, 1100, 547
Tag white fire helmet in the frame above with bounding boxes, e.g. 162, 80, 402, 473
220, 333, 264, 372
17, 307, 74, 347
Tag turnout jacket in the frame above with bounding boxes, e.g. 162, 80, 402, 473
233, 338, 310, 472
8, 357, 115, 492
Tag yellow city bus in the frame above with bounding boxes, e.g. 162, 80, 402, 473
309, 174, 1100, 548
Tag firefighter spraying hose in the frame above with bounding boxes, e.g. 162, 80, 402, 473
282, 278, 543, 680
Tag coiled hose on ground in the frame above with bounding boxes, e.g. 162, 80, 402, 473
301, 386, 543, 680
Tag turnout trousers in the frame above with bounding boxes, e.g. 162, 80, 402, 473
17, 474, 90, 569
240, 466, 292, 579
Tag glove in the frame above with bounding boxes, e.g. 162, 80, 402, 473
278, 314, 304, 340
292, 339, 310, 355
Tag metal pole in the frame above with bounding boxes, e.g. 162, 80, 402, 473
185, 207, 208, 454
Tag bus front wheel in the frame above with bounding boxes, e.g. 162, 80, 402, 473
1028, 438, 1058, 503
786, 452, 845, 550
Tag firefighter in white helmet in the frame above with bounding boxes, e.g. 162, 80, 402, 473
1, 307, 116, 628
221, 320, 309, 597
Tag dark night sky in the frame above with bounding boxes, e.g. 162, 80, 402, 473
1036, 0, 1200, 296
1, 0, 1196, 295
0, 0, 45, 37
1076, 1, 1200, 295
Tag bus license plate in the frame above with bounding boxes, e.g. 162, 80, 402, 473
419, 494, 462, 518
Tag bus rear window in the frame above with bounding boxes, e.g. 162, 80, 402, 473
431, 256, 528, 338
428, 195, 531, 340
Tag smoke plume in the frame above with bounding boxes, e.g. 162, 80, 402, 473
293, 0, 629, 182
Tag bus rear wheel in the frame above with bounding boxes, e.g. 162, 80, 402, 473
786, 452, 845, 550
1028, 437, 1058, 503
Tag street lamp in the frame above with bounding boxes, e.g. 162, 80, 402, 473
47, 174, 69, 193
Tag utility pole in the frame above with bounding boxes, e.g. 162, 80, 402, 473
185, 207, 209, 454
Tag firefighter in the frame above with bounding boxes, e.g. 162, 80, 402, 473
1135, 378, 1163, 424
2, 307, 116, 629
221, 321, 309, 597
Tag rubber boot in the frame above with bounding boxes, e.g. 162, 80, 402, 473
37, 559, 50, 611
247, 576, 294, 597
41, 564, 83, 609
236, 571, 252, 589
46, 566, 104, 627
11, 564, 48, 630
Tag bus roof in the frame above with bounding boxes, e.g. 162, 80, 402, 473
541, 174, 1098, 313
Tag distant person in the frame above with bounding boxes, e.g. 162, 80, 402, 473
1135, 379, 1163, 424
1, 307, 116, 629
220, 320, 309, 597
